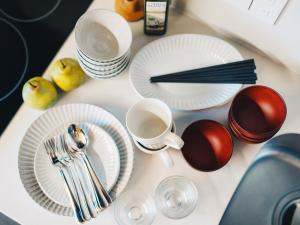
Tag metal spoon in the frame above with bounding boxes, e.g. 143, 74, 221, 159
67, 124, 113, 208
62, 134, 104, 212
59, 135, 96, 219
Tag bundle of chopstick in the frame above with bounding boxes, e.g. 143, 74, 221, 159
150, 59, 257, 84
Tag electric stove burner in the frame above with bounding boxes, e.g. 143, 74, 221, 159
0, 0, 61, 23
0, 0, 92, 135
0, 18, 28, 102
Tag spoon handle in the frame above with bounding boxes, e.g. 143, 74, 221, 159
66, 163, 92, 221
81, 153, 113, 207
72, 160, 98, 218
75, 155, 103, 213
59, 166, 85, 223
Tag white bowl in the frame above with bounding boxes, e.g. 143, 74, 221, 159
77, 49, 130, 71
77, 48, 129, 66
79, 54, 129, 75
80, 58, 130, 79
75, 9, 132, 62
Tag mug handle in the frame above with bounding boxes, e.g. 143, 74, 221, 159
163, 132, 184, 150
159, 150, 174, 168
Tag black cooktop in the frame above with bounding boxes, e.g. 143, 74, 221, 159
0, 0, 92, 135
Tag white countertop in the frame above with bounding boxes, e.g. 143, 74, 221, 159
1, 0, 300, 225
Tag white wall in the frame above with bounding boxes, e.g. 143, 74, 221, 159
175, 0, 300, 73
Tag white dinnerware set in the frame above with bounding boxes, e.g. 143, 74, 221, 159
75, 9, 132, 79
17, 6, 251, 225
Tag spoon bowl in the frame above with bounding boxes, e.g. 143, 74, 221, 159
67, 124, 89, 152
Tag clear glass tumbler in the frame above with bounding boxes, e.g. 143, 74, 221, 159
154, 175, 198, 219
114, 190, 157, 225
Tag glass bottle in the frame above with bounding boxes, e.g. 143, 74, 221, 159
144, 0, 169, 35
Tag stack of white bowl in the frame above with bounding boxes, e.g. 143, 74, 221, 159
75, 9, 132, 79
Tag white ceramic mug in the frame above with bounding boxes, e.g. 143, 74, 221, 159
133, 123, 177, 168
126, 98, 184, 167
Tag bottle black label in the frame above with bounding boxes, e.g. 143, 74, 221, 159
145, 1, 167, 32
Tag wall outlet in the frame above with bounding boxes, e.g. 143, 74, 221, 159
224, 0, 253, 10
248, 0, 289, 24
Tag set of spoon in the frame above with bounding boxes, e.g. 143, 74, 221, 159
44, 124, 112, 223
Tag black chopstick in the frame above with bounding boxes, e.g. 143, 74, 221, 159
153, 74, 257, 81
151, 70, 257, 82
150, 59, 256, 80
151, 78, 257, 84
151, 67, 256, 79
152, 80, 256, 84
155, 75, 257, 81
151, 71, 257, 82
149, 59, 257, 84
151, 64, 256, 80
151, 72, 257, 84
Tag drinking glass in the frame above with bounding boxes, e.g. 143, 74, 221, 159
114, 190, 157, 225
154, 175, 198, 219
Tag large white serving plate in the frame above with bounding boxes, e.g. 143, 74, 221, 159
18, 103, 134, 216
129, 34, 243, 110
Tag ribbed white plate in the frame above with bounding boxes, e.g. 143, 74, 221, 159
129, 34, 243, 110
19, 104, 134, 216
34, 122, 120, 207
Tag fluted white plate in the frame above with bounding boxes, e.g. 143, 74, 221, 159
19, 104, 134, 216
130, 34, 243, 110
34, 123, 120, 207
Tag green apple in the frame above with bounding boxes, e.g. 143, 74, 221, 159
49, 58, 85, 92
22, 77, 58, 110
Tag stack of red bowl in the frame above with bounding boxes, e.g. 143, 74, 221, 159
228, 85, 287, 143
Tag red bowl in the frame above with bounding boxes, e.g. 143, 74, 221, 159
228, 111, 276, 140
181, 120, 233, 172
229, 109, 278, 140
228, 118, 271, 143
230, 85, 286, 139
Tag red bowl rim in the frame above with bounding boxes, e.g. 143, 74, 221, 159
228, 119, 270, 143
229, 85, 287, 136
229, 109, 279, 139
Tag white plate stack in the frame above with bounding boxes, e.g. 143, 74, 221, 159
75, 9, 132, 79
18, 104, 134, 217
